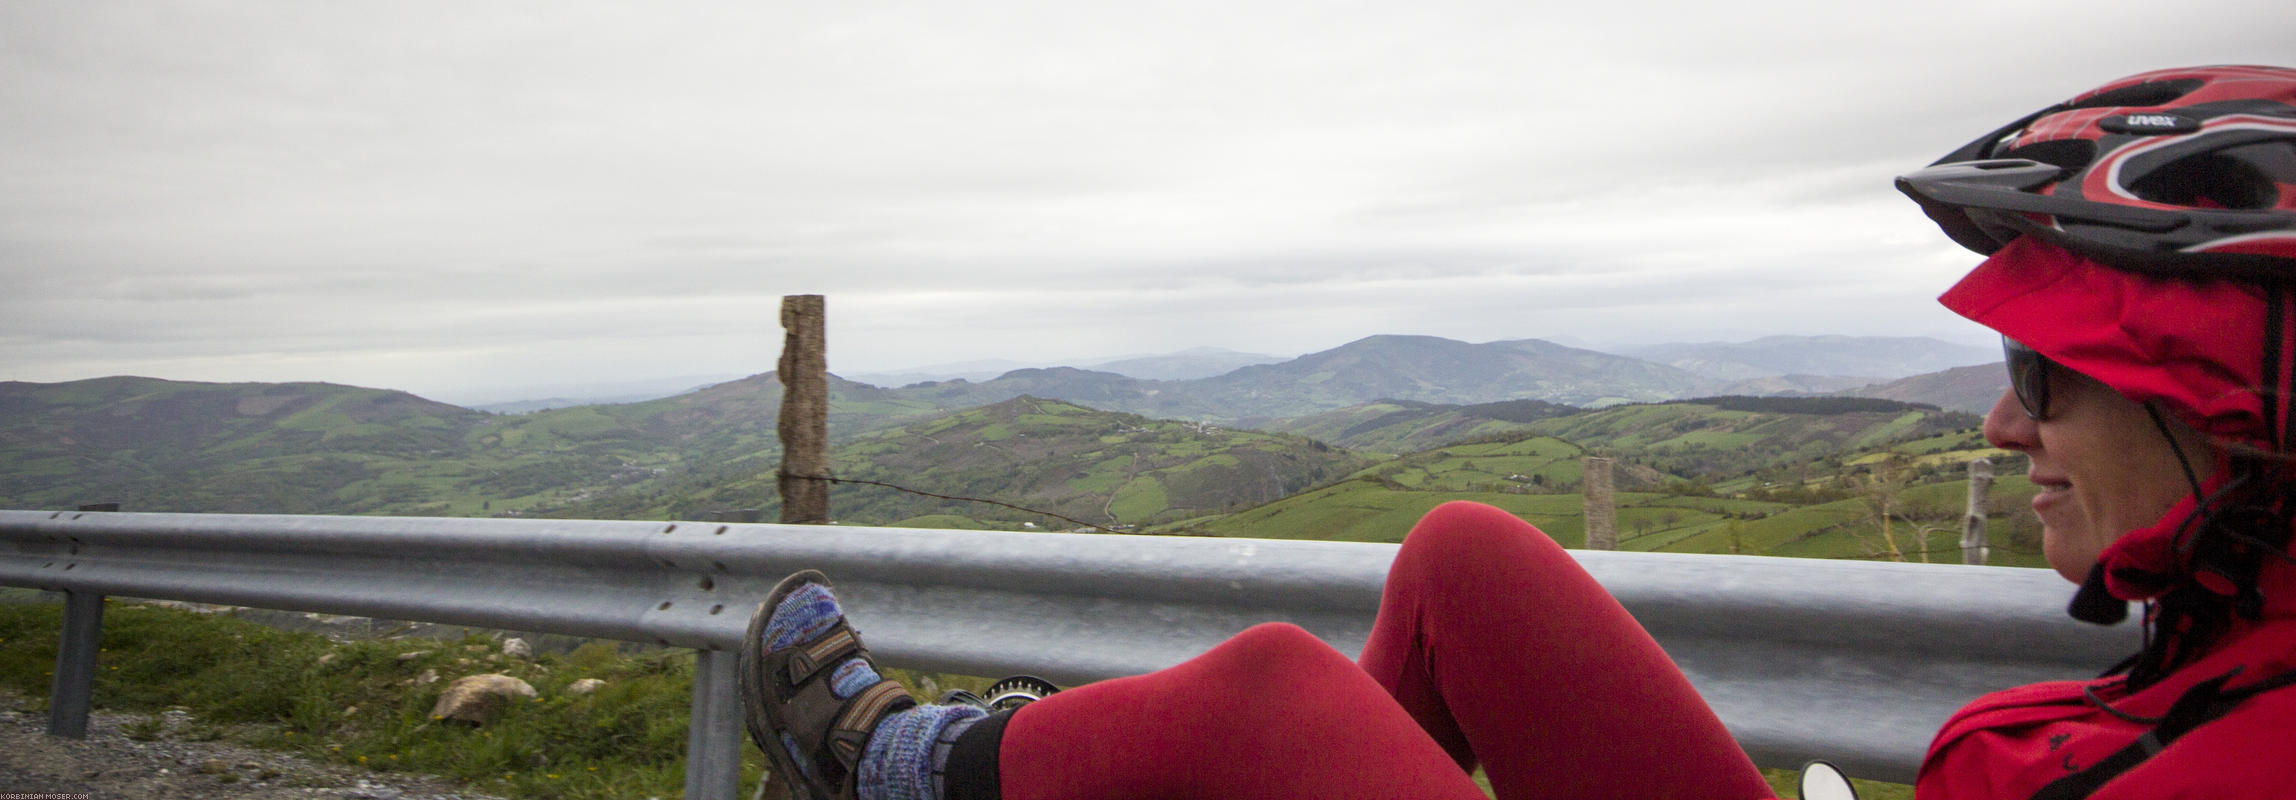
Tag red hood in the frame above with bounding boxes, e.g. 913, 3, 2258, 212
1938, 236, 2290, 453
1939, 236, 2296, 617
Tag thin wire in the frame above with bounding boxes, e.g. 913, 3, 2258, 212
783, 472, 1136, 535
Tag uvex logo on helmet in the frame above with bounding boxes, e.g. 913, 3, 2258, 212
2098, 113, 2200, 134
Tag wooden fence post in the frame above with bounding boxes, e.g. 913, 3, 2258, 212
1961, 458, 1993, 565
777, 295, 830, 524
1583, 457, 1616, 550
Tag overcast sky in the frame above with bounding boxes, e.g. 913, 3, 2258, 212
2, 2, 2287, 404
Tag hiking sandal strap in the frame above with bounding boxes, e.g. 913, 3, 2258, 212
828, 681, 912, 769
790, 626, 863, 685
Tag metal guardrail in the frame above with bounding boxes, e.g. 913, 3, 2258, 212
0, 509, 2137, 792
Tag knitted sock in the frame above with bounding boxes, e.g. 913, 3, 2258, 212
760, 582, 891, 783
858, 704, 988, 800
763, 582, 847, 649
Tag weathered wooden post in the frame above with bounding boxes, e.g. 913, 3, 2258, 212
777, 295, 830, 525
1583, 456, 1616, 550
1961, 457, 1993, 565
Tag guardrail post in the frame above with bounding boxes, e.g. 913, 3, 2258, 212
46, 590, 104, 738
684, 648, 743, 800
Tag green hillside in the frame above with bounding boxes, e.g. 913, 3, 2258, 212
1195, 471, 2044, 567
1, 377, 489, 514
1193, 397, 2045, 568
1519, 397, 1980, 483
0, 374, 944, 516
1259, 398, 1578, 454
553, 396, 1373, 528
2, 376, 2048, 570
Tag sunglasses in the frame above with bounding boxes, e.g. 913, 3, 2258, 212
2002, 335, 2054, 420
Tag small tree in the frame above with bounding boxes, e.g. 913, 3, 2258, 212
1854, 453, 1915, 561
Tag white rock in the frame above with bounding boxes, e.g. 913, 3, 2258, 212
501, 638, 532, 659
566, 678, 607, 696
429, 674, 539, 725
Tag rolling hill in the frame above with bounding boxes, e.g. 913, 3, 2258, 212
1842, 363, 2010, 415
1258, 398, 1580, 454
1, 373, 2045, 569
1516, 396, 1981, 484
554, 397, 1372, 527
0, 374, 945, 516
1178, 335, 1711, 415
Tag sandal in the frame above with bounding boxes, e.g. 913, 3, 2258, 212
739, 570, 917, 800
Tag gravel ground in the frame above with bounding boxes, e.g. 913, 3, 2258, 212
0, 693, 509, 800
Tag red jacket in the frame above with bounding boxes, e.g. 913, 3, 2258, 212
1916, 507, 2296, 798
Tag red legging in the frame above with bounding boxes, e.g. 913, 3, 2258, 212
995, 501, 1774, 800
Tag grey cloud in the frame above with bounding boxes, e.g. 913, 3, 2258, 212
1, 0, 2283, 397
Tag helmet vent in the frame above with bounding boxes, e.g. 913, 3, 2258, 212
2070, 79, 2205, 111
2129, 152, 2280, 209
1998, 140, 2097, 174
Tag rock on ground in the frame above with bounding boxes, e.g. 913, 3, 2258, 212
428, 675, 537, 726
0, 692, 507, 800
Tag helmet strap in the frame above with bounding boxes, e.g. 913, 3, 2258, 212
2143, 402, 2208, 504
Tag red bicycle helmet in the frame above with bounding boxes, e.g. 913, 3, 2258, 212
1897, 65, 2296, 276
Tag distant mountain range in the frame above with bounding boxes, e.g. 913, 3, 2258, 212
9, 334, 2005, 438
459, 374, 744, 414
836, 335, 1992, 401
824, 334, 1996, 422
1620, 335, 1999, 381
846, 347, 1288, 386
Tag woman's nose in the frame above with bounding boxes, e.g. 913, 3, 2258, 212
1981, 388, 2038, 451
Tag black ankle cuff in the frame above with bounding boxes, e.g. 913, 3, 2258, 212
945, 707, 1012, 800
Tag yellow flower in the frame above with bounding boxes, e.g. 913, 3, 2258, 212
357, 756, 367, 763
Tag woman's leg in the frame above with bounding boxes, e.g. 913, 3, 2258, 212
1359, 501, 1770, 800
994, 622, 1489, 800
750, 501, 1770, 800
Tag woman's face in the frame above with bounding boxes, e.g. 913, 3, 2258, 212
1982, 366, 2217, 582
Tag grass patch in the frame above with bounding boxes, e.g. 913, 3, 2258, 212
0, 600, 1002, 799
1762, 766, 1914, 799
